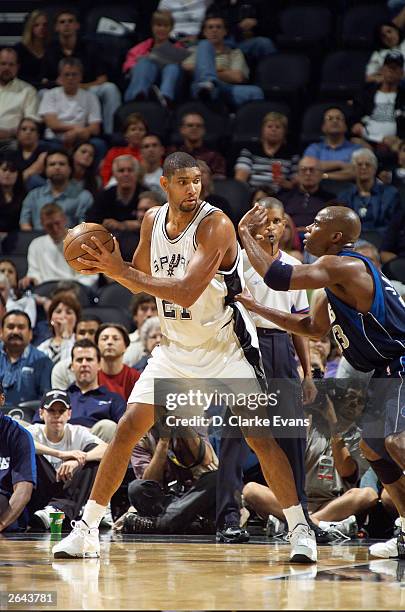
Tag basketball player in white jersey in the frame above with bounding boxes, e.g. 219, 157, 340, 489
52, 152, 317, 563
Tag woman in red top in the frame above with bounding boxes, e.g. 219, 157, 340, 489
100, 113, 148, 186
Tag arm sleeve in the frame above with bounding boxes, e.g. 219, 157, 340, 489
234, 147, 253, 174
10, 426, 37, 487
76, 426, 103, 450
37, 356, 53, 397
291, 288, 309, 314
19, 191, 34, 226
303, 143, 320, 158
76, 190, 94, 224
87, 92, 102, 124
23, 86, 39, 122
51, 360, 72, 390
26, 241, 40, 280
365, 50, 381, 77
38, 90, 55, 118
110, 395, 127, 422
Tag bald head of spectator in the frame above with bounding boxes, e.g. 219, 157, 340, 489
297, 156, 323, 194
0, 48, 19, 86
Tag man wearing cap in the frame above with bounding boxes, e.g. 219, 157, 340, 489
33, 339, 127, 443
26, 389, 107, 531
352, 51, 405, 147
0, 382, 37, 532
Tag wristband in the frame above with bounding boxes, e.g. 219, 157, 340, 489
263, 259, 293, 291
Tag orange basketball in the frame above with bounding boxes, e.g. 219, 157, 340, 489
63, 223, 114, 272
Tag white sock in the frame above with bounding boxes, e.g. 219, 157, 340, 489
400, 516, 405, 533
283, 504, 308, 532
82, 500, 106, 528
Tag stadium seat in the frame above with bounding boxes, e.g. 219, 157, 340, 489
114, 102, 170, 141
256, 54, 311, 100
319, 51, 370, 100
342, 4, 390, 49
213, 179, 251, 227
82, 306, 133, 331
1, 231, 44, 256
277, 6, 333, 50
33, 281, 94, 308
382, 257, 405, 283
2, 401, 39, 423
300, 102, 354, 146
231, 101, 291, 149
84, 4, 142, 82
171, 102, 231, 149
97, 282, 134, 310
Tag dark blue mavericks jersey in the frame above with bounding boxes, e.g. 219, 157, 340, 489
325, 250, 405, 372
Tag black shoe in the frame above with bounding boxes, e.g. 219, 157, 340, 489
216, 524, 250, 543
123, 513, 157, 534
196, 81, 215, 104
309, 521, 334, 544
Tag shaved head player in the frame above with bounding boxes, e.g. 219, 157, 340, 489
53, 152, 318, 563
238, 204, 405, 560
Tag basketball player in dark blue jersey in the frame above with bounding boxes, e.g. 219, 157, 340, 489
237, 204, 405, 560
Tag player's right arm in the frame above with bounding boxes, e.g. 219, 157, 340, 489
236, 289, 331, 339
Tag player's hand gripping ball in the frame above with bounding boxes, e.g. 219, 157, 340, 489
63, 222, 114, 272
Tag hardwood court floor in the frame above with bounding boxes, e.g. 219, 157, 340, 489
0, 533, 404, 610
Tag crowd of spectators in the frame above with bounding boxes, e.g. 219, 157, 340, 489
0, 0, 403, 544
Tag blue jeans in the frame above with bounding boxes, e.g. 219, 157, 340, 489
191, 40, 264, 107
226, 36, 276, 61
124, 57, 182, 103
90, 82, 121, 135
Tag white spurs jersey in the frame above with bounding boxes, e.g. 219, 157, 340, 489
151, 201, 243, 346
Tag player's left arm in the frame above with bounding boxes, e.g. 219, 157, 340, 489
236, 288, 332, 339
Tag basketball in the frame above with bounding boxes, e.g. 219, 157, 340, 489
63, 222, 114, 272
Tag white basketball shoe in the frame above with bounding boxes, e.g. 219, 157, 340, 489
52, 520, 100, 559
288, 523, 318, 563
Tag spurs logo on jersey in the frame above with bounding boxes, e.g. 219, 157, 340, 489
153, 254, 189, 276
151, 201, 244, 347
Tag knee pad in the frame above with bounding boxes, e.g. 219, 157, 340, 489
368, 457, 403, 485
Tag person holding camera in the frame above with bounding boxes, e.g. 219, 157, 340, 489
121, 421, 218, 534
